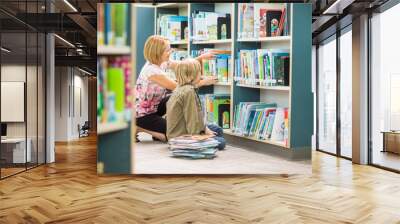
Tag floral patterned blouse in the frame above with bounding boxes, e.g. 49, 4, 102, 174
135, 61, 169, 118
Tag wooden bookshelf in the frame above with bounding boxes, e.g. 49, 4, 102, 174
236, 83, 290, 91
97, 45, 131, 55
98, 122, 129, 135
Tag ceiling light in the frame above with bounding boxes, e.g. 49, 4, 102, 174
63, 0, 78, 12
54, 34, 75, 48
78, 67, 92, 76
1, 47, 11, 53
323, 0, 354, 15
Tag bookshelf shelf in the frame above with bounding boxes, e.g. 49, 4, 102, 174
156, 3, 188, 8
237, 36, 291, 43
215, 82, 231, 86
97, 45, 131, 55
147, 3, 312, 156
98, 122, 129, 135
224, 129, 288, 148
236, 83, 290, 91
170, 40, 189, 45
192, 39, 233, 45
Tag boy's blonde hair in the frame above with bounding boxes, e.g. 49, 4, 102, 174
175, 59, 201, 86
143, 35, 170, 65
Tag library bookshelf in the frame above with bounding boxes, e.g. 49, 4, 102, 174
97, 3, 135, 174
149, 3, 312, 155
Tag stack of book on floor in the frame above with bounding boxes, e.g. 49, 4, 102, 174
168, 135, 219, 159
192, 49, 232, 83
157, 14, 188, 42
233, 102, 289, 146
238, 3, 289, 39
199, 94, 231, 129
235, 49, 290, 86
192, 11, 231, 41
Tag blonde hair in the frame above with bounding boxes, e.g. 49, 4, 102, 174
143, 35, 170, 65
175, 59, 201, 86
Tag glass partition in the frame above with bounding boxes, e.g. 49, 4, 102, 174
339, 28, 352, 159
0, 0, 46, 179
370, 3, 400, 171
317, 36, 337, 155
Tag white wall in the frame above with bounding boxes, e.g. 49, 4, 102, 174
54, 67, 89, 141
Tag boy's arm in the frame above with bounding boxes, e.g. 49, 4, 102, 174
182, 90, 206, 135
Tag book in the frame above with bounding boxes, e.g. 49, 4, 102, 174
259, 8, 267, 38
170, 49, 188, 61
217, 14, 231, 40
199, 94, 230, 129
97, 4, 104, 46
235, 49, 290, 87
239, 3, 254, 38
191, 49, 232, 83
266, 10, 282, 37
97, 56, 132, 124
168, 136, 219, 159
238, 3, 288, 38
158, 15, 188, 42
232, 102, 288, 146
192, 11, 231, 41
98, 3, 130, 47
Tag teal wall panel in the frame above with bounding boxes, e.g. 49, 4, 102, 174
290, 4, 313, 149
98, 123, 131, 174
136, 7, 155, 80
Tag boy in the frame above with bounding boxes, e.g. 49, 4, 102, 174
166, 59, 226, 150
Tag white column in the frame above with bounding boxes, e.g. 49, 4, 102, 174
46, 32, 55, 163
352, 14, 369, 164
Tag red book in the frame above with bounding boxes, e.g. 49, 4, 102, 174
259, 8, 267, 38
278, 8, 286, 36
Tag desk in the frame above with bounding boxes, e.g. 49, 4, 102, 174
1, 138, 31, 163
382, 131, 400, 154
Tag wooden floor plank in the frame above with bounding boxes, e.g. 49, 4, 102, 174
0, 135, 399, 223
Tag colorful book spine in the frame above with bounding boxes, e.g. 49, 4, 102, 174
192, 11, 231, 41
97, 4, 104, 46
235, 49, 290, 86
98, 3, 130, 47
238, 3, 288, 38
158, 15, 188, 42
199, 94, 231, 129
97, 56, 132, 124
192, 49, 231, 83
233, 102, 288, 145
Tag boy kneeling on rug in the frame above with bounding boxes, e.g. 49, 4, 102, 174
166, 59, 226, 150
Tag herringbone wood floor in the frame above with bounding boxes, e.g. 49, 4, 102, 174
1, 136, 400, 224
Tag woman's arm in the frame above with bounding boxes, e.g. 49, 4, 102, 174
148, 74, 178, 91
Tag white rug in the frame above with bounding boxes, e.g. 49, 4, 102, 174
133, 133, 311, 174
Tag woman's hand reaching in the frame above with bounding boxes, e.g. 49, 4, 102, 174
196, 50, 218, 61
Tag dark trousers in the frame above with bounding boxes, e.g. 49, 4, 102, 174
207, 124, 226, 150
136, 95, 170, 135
